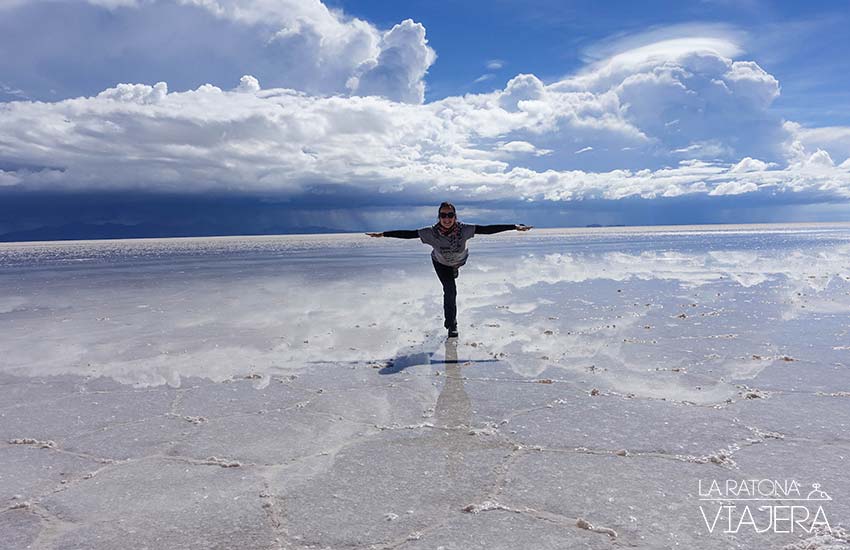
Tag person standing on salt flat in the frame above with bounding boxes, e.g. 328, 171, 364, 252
367, 202, 533, 338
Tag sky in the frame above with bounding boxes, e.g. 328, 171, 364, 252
1, 0, 850, 239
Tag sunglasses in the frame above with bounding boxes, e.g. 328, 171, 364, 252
439, 212, 456, 219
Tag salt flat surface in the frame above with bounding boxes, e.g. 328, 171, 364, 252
1, 223, 849, 549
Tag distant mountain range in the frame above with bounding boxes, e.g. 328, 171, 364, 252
0, 222, 354, 242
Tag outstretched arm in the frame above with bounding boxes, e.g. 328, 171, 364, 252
366, 230, 420, 239
475, 224, 533, 235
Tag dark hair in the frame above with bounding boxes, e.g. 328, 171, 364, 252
438, 201, 456, 216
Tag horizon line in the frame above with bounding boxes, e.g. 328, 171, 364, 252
2, 221, 850, 246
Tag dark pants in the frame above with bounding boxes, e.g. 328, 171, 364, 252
432, 259, 458, 329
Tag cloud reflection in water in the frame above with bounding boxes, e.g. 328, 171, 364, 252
0, 227, 847, 404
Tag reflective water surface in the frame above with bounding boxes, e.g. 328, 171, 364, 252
3, 224, 850, 549
1, 224, 848, 402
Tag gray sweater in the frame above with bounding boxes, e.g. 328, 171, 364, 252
384, 223, 516, 267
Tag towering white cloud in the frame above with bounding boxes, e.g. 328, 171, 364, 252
789, 124, 850, 167
348, 19, 436, 104
0, 5, 849, 206
2, 72, 849, 202
97, 82, 169, 104
499, 74, 545, 111
236, 75, 261, 93
0, 0, 435, 104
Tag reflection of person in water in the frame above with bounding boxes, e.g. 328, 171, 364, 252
435, 338, 471, 480
367, 202, 532, 337
435, 338, 471, 429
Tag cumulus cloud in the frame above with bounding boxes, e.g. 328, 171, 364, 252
499, 73, 545, 111
730, 157, 769, 173
498, 141, 551, 156
2, 75, 849, 204
709, 180, 758, 196
723, 60, 780, 107
0, 0, 434, 104
236, 75, 261, 93
802, 149, 835, 168
98, 82, 169, 104
784, 148, 838, 175
543, 30, 786, 167
0, 13, 849, 208
348, 19, 436, 103
789, 124, 850, 166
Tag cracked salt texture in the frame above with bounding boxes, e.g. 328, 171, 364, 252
46, 462, 275, 549
576, 517, 618, 538
0, 446, 102, 503
202, 456, 242, 468
782, 526, 850, 550
8, 438, 56, 448
2, 224, 850, 549
401, 508, 615, 549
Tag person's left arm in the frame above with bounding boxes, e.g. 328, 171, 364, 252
474, 224, 533, 235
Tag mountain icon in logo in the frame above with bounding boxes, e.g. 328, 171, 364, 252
806, 483, 832, 501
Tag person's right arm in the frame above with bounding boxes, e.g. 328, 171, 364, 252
366, 230, 419, 239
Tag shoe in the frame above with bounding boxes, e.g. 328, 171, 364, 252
448, 326, 459, 338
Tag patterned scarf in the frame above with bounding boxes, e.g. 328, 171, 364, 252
435, 220, 462, 253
